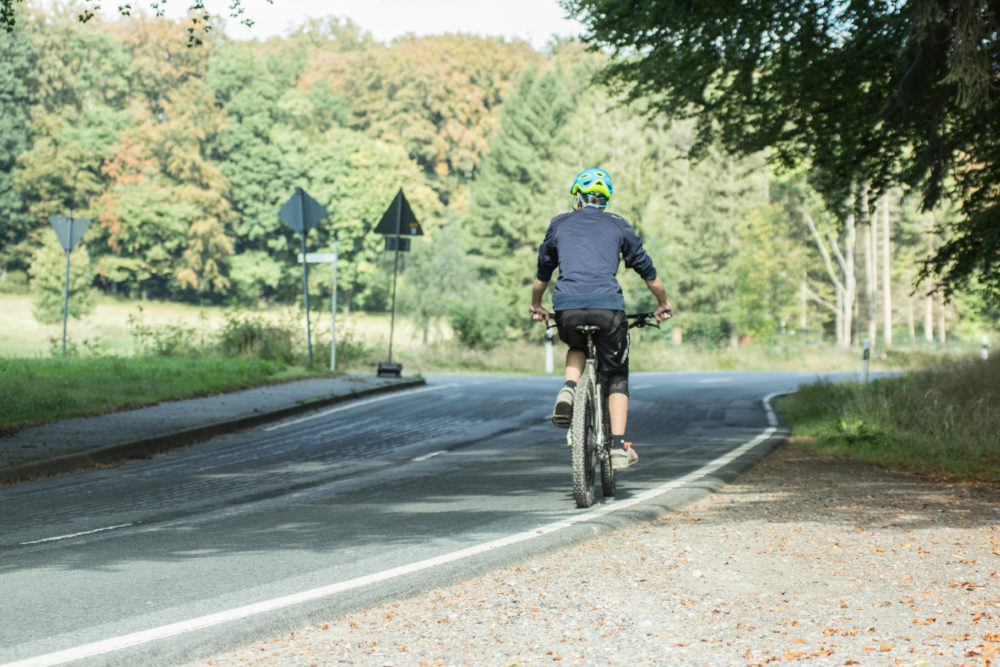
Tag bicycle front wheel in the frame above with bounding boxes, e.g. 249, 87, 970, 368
570, 374, 597, 508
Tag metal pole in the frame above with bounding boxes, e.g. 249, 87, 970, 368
301, 231, 312, 365
386, 200, 401, 365
61, 210, 73, 357
331, 241, 337, 372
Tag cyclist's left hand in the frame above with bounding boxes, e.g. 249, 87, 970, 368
654, 303, 673, 322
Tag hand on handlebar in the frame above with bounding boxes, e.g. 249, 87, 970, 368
529, 304, 551, 324
654, 303, 673, 322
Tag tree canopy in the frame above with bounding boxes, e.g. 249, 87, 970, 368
1, 6, 994, 347
1, 0, 263, 44
562, 0, 1000, 301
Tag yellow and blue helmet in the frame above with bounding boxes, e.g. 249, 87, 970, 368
570, 167, 613, 203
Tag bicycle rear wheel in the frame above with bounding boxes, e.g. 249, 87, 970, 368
570, 373, 597, 508
600, 389, 615, 498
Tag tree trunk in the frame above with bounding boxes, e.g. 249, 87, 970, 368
937, 292, 947, 343
907, 299, 915, 340
864, 206, 877, 350
799, 279, 808, 330
881, 197, 893, 347
924, 294, 934, 342
802, 203, 855, 348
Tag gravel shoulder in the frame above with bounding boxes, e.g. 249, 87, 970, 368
192, 444, 1000, 666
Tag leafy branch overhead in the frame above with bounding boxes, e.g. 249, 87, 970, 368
562, 0, 1000, 302
1, 0, 268, 44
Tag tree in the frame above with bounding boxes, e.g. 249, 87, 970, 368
563, 0, 1000, 303
28, 232, 96, 324
2, 0, 265, 46
333, 34, 540, 198
0, 18, 34, 274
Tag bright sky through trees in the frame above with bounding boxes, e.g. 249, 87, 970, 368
105, 0, 586, 47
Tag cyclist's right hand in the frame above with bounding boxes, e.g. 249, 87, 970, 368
529, 304, 551, 324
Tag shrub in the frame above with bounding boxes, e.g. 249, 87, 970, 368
448, 301, 510, 350
216, 311, 297, 364
127, 306, 208, 357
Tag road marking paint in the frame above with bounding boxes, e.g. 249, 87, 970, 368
411, 450, 446, 462
264, 384, 453, 431
19, 524, 134, 546
698, 378, 733, 384
8, 393, 784, 667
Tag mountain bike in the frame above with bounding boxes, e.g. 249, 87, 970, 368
559, 312, 663, 508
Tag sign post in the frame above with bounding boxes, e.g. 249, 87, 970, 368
48, 210, 91, 356
373, 189, 422, 377
279, 188, 327, 365
297, 246, 338, 371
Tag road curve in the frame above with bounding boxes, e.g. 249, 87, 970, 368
0, 371, 839, 666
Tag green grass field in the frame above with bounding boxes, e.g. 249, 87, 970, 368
4, 293, 998, 490
778, 354, 1000, 487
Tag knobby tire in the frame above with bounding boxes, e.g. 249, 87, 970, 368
600, 388, 615, 498
570, 373, 597, 508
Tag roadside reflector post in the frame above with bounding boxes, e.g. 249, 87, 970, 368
48, 209, 92, 357
861, 338, 871, 384
982, 335, 989, 361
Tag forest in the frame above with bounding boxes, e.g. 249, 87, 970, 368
1, 2, 996, 352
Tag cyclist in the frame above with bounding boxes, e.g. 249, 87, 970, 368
529, 167, 672, 469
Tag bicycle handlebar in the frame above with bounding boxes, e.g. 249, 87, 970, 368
535, 310, 671, 330
626, 311, 670, 329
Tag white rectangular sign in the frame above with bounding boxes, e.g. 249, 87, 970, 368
297, 253, 337, 263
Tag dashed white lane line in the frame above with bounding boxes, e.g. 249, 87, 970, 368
6, 393, 783, 667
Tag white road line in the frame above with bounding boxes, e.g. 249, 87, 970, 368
264, 384, 453, 431
7, 393, 783, 667
19, 524, 134, 546
698, 378, 733, 384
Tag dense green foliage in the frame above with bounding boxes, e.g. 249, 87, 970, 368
778, 354, 1000, 485
0, 5, 996, 350
563, 0, 1000, 304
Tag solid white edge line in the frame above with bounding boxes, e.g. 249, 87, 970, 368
264, 384, 453, 431
5, 393, 784, 667
19, 524, 134, 546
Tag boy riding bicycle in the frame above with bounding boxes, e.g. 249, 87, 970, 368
529, 167, 672, 469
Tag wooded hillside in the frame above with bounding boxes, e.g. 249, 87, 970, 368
1, 4, 994, 349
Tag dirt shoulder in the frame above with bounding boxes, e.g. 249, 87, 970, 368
195, 444, 1000, 666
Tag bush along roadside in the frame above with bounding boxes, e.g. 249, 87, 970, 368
777, 354, 1000, 487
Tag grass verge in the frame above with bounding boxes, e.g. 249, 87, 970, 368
0, 356, 325, 433
776, 354, 1000, 487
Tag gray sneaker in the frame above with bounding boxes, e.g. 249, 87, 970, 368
550, 385, 574, 428
610, 442, 638, 469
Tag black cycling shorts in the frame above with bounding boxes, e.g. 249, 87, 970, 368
555, 309, 630, 381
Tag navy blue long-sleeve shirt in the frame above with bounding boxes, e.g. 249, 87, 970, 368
536, 206, 658, 312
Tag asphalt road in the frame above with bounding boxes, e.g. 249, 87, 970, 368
0, 371, 845, 666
